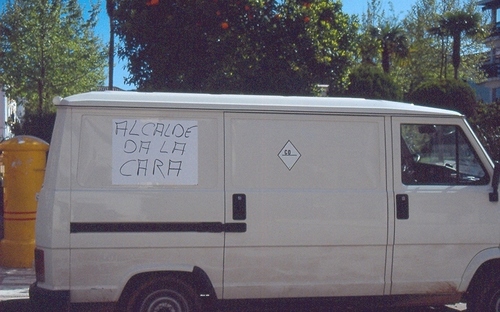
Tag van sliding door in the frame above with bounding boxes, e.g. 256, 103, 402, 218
223, 113, 389, 300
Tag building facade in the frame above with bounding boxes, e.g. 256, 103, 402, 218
0, 86, 17, 140
478, 0, 500, 102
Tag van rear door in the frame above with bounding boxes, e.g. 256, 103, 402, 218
391, 117, 498, 295
223, 113, 390, 299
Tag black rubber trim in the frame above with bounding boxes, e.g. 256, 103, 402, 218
29, 282, 70, 311
70, 222, 246, 233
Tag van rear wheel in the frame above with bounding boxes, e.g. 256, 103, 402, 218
125, 276, 200, 312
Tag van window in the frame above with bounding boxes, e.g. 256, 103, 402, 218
401, 124, 488, 185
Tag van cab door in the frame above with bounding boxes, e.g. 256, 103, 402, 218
223, 112, 390, 300
391, 117, 499, 295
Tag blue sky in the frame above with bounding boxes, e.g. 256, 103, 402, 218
1, 0, 416, 90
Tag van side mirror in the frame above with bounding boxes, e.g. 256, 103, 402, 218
490, 161, 500, 202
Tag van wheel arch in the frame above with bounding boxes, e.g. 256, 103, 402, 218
117, 267, 217, 312
466, 259, 500, 312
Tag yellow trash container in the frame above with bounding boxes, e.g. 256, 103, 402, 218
0, 136, 49, 268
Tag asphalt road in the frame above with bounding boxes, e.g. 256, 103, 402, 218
0, 299, 466, 312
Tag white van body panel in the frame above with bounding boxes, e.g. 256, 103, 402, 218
56, 91, 450, 112
69, 249, 220, 302
34, 107, 72, 290
391, 117, 500, 295
223, 113, 388, 298
66, 109, 225, 301
35, 107, 72, 249
32, 92, 499, 308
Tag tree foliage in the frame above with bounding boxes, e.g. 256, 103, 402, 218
114, 0, 358, 95
357, 0, 486, 98
345, 65, 401, 100
0, 0, 107, 114
401, 0, 486, 92
432, 10, 484, 79
369, 24, 409, 74
471, 101, 500, 161
406, 78, 477, 117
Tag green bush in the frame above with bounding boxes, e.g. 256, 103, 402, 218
344, 65, 401, 101
406, 79, 478, 117
471, 101, 500, 161
10, 111, 56, 144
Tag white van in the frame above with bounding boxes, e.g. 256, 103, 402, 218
29, 92, 500, 312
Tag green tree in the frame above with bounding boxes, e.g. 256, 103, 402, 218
115, 0, 216, 92
370, 23, 409, 74
357, 0, 384, 65
407, 78, 478, 117
427, 22, 450, 78
345, 64, 401, 100
401, 0, 486, 93
0, 0, 107, 115
114, 0, 358, 95
434, 10, 483, 79
357, 0, 410, 96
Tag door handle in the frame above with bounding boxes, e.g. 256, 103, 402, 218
396, 194, 409, 220
232, 194, 246, 220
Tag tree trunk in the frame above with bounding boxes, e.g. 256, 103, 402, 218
108, 22, 114, 90
38, 48, 45, 115
107, 0, 114, 90
382, 43, 390, 74
452, 33, 461, 79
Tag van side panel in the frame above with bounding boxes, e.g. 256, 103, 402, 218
223, 113, 388, 299
67, 109, 225, 302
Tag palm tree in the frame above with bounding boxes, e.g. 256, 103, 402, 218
428, 25, 449, 78
435, 11, 482, 79
370, 24, 410, 74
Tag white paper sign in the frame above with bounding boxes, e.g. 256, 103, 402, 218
112, 119, 198, 185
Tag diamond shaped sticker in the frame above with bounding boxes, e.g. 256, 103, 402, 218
278, 140, 301, 170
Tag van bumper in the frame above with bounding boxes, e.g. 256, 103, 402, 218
29, 282, 70, 312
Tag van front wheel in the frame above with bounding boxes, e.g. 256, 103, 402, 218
125, 276, 200, 312
469, 276, 500, 312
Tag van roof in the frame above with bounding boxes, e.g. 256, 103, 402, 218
59, 91, 462, 117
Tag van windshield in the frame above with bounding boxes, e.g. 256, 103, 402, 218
401, 124, 489, 185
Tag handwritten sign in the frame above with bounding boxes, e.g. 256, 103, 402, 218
112, 119, 198, 185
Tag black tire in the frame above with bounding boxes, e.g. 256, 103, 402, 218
124, 276, 201, 312
469, 276, 500, 312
